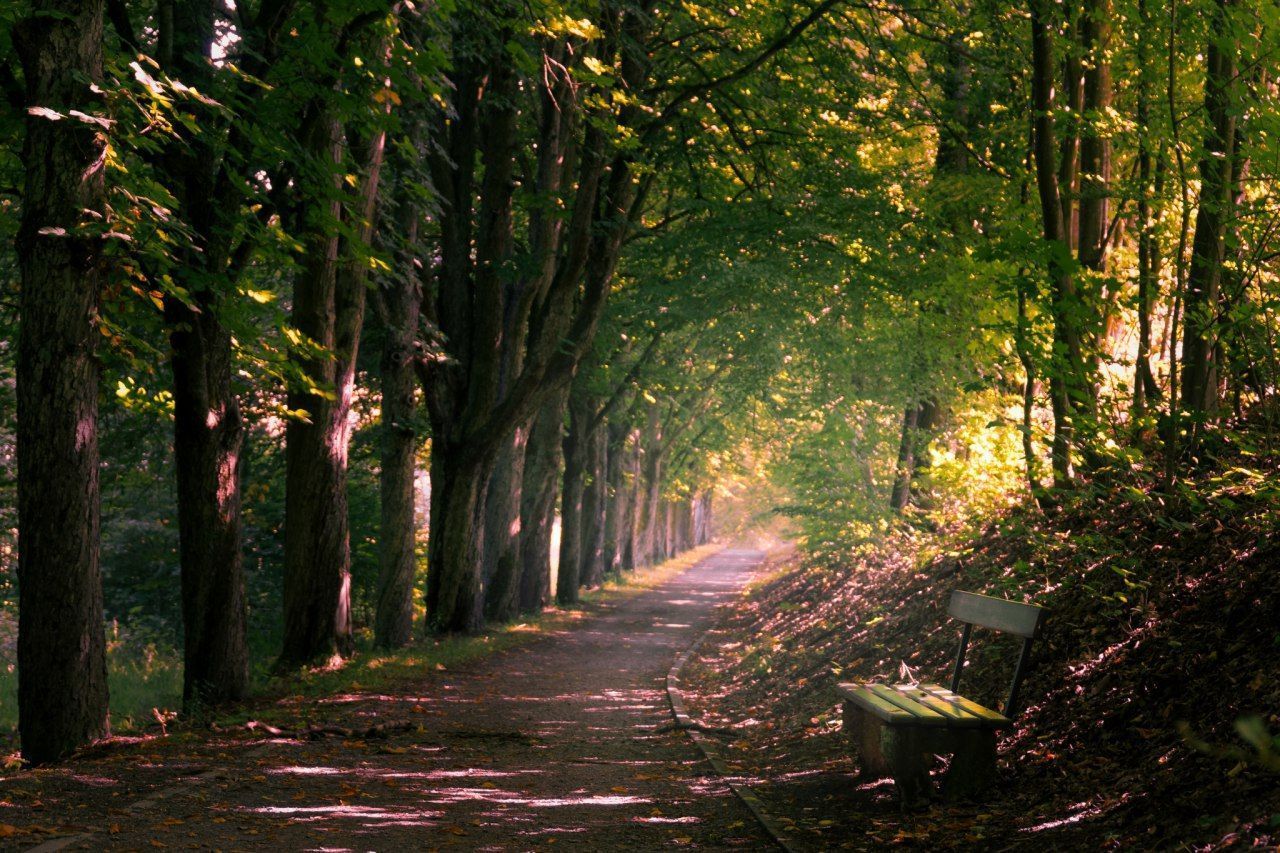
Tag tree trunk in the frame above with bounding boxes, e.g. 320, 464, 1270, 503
556, 392, 589, 604
374, 220, 422, 648
160, 0, 248, 708
281, 114, 384, 665
693, 492, 711, 544
601, 422, 628, 578
168, 306, 248, 706
483, 426, 529, 622
1180, 0, 1240, 418
634, 406, 663, 567
1077, 0, 1113, 275
14, 0, 111, 764
426, 451, 487, 633
1133, 0, 1162, 418
1030, 0, 1089, 488
518, 392, 565, 612
620, 432, 641, 572
578, 423, 607, 589
889, 406, 921, 513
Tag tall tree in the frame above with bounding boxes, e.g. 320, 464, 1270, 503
280, 15, 391, 665
156, 0, 255, 710
1030, 0, 1091, 487
1180, 0, 1242, 418
14, 0, 111, 763
373, 170, 426, 649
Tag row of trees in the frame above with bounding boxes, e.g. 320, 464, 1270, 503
3, 0, 841, 763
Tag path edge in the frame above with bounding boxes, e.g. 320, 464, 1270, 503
665, 559, 796, 853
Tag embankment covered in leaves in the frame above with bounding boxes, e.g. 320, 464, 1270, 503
686, 431, 1280, 849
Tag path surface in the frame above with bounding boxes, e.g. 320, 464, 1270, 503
17, 549, 770, 852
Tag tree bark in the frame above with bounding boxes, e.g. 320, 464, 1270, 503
14, 0, 111, 764
1030, 0, 1089, 488
426, 448, 489, 632
281, 109, 385, 665
578, 422, 607, 588
1180, 0, 1240, 418
620, 432, 641, 572
518, 391, 566, 612
556, 392, 589, 604
159, 0, 248, 710
634, 406, 663, 567
1133, 0, 1162, 417
889, 406, 921, 513
601, 421, 628, 578
374, 200, 423, 649
1077, 0, 1113, 274
483, 426, 529, 622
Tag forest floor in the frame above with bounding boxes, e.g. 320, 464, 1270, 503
680, 451, 1280, 850
0, 549, 773, 852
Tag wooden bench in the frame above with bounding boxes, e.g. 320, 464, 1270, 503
837, 590, 1045, 805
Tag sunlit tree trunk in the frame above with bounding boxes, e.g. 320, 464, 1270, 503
14, 0, 111, 765
374, 189, 423, 648
620, 432, 641, 572
1030, 0, 1090, 488
281, 112, 385, 665
556, 391, 589, 604
601, 421, 628, 577
889, 406, 920, 513
518, 392, 566, 612
1133, 0, 1162, 418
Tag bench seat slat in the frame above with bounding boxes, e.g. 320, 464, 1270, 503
892, 685, 985, 727
838, 682, 949, 726
837, 682, 918, 724
916, 683, 1010, 728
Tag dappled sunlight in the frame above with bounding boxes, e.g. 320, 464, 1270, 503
250, 804, 444, 825
1020, 795, 1133, 833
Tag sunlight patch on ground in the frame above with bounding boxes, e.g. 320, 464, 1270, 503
252, 804, 442, 825
1020, 795, 1131, 833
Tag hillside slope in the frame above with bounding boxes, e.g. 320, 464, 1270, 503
685, 436, 1280, 849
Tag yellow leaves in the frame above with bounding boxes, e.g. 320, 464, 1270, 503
373, 87, 402, 107
582, 56, 612, 78
243, 289, 276, 304
535, 15, 603, 40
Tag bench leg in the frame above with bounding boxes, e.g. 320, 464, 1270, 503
842, 700, 933, 807
884, 726, 933, 808
943, 728, 998, 801
844, 701, 889, 777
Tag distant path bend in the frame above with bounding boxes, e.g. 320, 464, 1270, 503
50, 548, 770, 851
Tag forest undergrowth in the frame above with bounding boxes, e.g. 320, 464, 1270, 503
683, 421, 1280, 850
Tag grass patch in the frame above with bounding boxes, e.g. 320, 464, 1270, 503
0, 643, 184, 737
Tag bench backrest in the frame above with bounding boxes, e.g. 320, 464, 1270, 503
948, 590, 1045, 718
949, 590, 1044, 638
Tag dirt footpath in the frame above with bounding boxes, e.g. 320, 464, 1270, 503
6, 549, 771, 852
